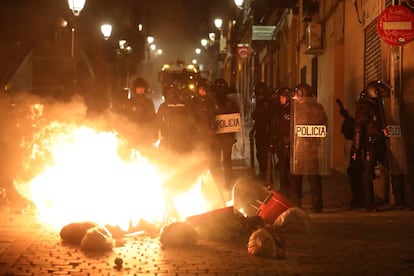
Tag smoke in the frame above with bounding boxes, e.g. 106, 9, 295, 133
0, 91, 219, 209
0, 92, 85, 181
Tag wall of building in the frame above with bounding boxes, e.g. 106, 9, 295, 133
231, 0, 413, 182
344, 0, 366, 107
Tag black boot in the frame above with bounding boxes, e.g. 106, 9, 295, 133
310, 176, 323, 213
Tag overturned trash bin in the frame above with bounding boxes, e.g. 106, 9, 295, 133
257, 191, 295, 225
232, 178, 296, 224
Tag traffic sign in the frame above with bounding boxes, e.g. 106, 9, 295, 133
377, 5, 414, 46
237, 44, 250, 58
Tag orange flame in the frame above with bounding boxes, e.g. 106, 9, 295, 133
14, 118, 227, 231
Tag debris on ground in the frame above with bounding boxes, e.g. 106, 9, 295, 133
159, 221, 199, 248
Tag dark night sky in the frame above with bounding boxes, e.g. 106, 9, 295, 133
84, 0, 235, 63
0, 0, 235, 63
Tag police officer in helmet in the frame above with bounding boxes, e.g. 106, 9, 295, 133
290, 83, 328, 212
127, 77, 157, 148
157, 82, 192, 153
190, 78, 216, 153
272, 87, 292, 197
251, 82, 274, 181
353, 80, 410, 211
211, 78, 240, 188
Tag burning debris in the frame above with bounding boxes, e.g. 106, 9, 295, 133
1, 92, 312, 263
159, 222, 199, 248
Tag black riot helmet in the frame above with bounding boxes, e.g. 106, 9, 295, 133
163, 82, 179, 99
253, 82, 269, 98
132, 77, 149, 92
275, 87, 291, 98
197, 78, 211, 90
293, 83, 315, 98
196, 78, 211, 97
365, 80, 390, 99
212, 78, 228, 94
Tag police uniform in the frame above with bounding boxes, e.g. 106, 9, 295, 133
251, 83, 274, 179
127, 78, 157, 147
211, 79, 240, 188
190, 80, 217, 154
290, 84, 328, 213
272, 88, 291, 197
352, 81, 403, 211
157, 84, 192, 153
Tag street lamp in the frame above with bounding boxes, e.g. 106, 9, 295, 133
67, 0, 86, 16
147, 36, 154, 44
214, 18, 226, 54
201, 38, 208, 48
208, 32, 216, 42
100, 24, 112, 40
100, 24, 113, 108
214, 18, 223, 30
214, 17, 226, 78
67, 0, 86, 97
234, 0, 244, 8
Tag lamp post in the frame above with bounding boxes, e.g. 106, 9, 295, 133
100, 24, 112, 108
214, 18, 226, 53
214, 18, 225, 77
67, 0, 86, 97
146, 36, 154, 62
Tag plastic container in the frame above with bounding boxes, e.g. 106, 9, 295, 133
257, 191, 295, 224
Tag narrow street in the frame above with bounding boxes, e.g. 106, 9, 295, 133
1, 161, 414, 275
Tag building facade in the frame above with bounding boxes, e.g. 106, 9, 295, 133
227, 0, 414, 197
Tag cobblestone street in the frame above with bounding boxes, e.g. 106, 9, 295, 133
2, 191, 414, 275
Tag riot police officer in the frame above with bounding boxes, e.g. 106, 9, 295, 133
211, 78, 240, 188
352, 80, 410, 211
157, 83, 192, 153
190, 78, 216, 153
127, 77, 157, 148
290, 83, 328, 213
272, 87, 292, 197
250, 82, 274, 180
352, 81, 389, 211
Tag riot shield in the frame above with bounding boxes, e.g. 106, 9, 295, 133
290, 97, 330, 175
382, 96, 408, 175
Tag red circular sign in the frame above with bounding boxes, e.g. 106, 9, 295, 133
237, 45, 250, 58
377, 5, 414, 46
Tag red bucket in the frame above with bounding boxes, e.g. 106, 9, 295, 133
257, 191, 295, 224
